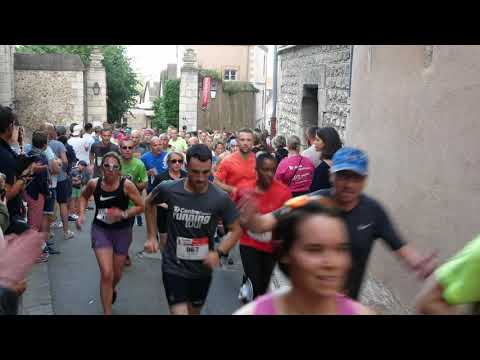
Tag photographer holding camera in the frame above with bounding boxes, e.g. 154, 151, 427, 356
0, 105, 41, 235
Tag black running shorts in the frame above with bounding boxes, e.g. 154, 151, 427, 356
162, 272, 212, 308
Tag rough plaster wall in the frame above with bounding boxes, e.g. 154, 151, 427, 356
14, 70, 84, 131
348, 45, 480, 312
277, 45, 352, 143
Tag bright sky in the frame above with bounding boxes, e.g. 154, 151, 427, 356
126, 45, 274, 84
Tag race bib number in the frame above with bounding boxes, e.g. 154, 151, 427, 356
96, 208, 114, 224
247, 230, 272, 243
176, 236, 209, 261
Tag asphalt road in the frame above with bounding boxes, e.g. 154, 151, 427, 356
47, 211, 245, 315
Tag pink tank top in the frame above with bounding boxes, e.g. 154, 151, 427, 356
253, 293, 359, 315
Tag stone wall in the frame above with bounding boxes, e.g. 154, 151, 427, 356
15, 69, 84, 131
277, 45, 352, 144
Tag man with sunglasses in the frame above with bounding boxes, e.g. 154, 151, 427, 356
240, 147, 438, 301
119, 138, 148, 265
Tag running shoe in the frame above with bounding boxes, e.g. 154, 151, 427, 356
238, 278, 254, 303
64, 230, 75, 240
68, 214, 79, 222
53, 221, 63, 229
36, 253, 49, 263
46, 246, 61, 255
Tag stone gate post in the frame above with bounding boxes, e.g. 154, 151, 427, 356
179, 48, 198, 131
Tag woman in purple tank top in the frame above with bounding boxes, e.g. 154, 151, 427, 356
234, 202, 374, 315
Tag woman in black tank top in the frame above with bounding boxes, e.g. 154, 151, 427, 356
76, 152, 144, 315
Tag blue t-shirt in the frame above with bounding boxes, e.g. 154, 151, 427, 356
141, 151, 168, 192
48, 140, 67, 182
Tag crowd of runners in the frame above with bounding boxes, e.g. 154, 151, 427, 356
0, 104, 479, 315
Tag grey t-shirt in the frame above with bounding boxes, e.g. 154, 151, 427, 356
150, 178, 239, 279
48, 140, 67, 182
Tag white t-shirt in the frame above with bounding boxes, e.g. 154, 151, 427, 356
82, 133, 96, 150
68, 136, 90, 163
302, 145, 321, 168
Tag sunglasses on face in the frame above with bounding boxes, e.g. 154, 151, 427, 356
121, 146, 133, 150
170, 159, 184, 164
102, 163, 120, 171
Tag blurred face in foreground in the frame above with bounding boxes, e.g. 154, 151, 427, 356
286, 215, 350, 297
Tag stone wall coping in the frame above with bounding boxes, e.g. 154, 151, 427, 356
14, 53, 85, 71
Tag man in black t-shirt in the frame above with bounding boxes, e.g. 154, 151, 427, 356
240, 147, 437, 299
144, 144, 242, 315
89, 128, 119, 178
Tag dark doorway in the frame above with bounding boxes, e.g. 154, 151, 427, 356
301, 84, 318, 131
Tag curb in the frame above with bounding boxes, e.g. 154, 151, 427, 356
21, 261, 54, 315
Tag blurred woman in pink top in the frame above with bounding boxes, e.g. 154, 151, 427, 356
275, 135, 314, 197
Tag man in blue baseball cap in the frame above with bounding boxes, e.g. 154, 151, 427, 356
240, 146, 437, 300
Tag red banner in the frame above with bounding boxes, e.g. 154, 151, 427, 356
201, 77, 211, 110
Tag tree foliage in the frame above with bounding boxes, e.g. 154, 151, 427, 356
152, 80, 180, 132
16, 45, 140, 124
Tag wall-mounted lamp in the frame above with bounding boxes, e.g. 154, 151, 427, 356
93, 82, 101, 96
210, 81, 217, 99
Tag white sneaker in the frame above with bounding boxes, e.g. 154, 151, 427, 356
238, 278, 254, 303
53, 221, 63, 229
64, 230, 75, 240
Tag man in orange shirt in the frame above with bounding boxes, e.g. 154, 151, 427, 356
214, 128, 256, 266
214, 128, 256, 199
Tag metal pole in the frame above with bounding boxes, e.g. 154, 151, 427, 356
270, 45, 278, 136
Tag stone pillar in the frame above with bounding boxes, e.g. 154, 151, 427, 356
0, 45, 15, 107
86, 46, 107, 125
179, 48, 198, 131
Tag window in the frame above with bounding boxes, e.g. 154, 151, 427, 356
224, 69, 237, 81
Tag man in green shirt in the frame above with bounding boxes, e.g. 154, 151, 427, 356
168, 127, 188, 153
120, 138, 148, 266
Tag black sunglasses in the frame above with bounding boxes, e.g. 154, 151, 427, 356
121, 146, 134, 150
169, 159, 184, 164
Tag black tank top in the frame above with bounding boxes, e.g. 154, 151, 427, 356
93, 177, 131, 229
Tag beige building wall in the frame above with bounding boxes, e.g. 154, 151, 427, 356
348, 45, 480, 310
189, 45, 250, 81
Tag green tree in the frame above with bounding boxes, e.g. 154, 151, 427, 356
16, 45, 140, 123
152, 96, 167, 130
152, 79, 180, 132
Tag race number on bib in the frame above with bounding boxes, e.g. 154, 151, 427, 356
96, 208, 114, 224
176, 236, 209, 261
247, 230, 272, 243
